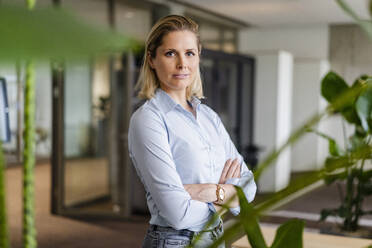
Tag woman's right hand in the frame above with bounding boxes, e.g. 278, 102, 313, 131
218, 158, 241, 184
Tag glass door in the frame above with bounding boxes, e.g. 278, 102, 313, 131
51, 54, 135, 218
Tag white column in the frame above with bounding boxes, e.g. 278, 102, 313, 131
291, 59, 330, 171
254, 50, 293, 192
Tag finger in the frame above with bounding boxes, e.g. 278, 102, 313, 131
226, 158, 239, 179
232, 162, 241, 178
219, 159, 232, 183
230, 158, 241, 178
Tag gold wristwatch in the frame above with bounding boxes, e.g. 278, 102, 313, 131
215, 184, 225, 203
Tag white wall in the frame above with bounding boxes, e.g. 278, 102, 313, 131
291, 59, 330, 171
239, 25, 331, 191
253, 51, 293, 192
239, 26, 329, 60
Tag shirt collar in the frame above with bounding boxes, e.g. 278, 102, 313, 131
154, 88, 201, 114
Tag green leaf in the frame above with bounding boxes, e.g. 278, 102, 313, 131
0, 5, 138, 61
341, 106, 361, 125
321, 71, 362, 124
237, 187, 268, 248
310, 130, 343, 156
355, 83, 372, 132
255, 171, 324, 214
353, 75, 370, 87
270, 219, 304, 248
324, 157, 350, 172
321, 71, 349, 105
324, 171, 347, 185
370, 0, 372, 18
208, 221, 243, 248
355, 125, 367, 137
348, 134, 366, 152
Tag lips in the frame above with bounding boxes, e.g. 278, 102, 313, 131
173, 74, 189, 79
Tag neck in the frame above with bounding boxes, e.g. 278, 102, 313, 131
161, 87, 189, 109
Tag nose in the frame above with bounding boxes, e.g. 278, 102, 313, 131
176, 55, 187, 70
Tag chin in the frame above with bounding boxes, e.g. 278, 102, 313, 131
169, 81, 192, 90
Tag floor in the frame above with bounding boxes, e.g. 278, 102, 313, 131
4, 163, 372, 248
5, 163, 149, 248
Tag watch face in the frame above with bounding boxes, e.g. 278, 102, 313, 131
219, 189, 225, 200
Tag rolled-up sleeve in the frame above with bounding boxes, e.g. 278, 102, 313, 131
215, 112, 257, 216
128, 108, 213, 230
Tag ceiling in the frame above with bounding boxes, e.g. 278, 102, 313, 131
182, 0, 371, 28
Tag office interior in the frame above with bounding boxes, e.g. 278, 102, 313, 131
1, 0, 372, 247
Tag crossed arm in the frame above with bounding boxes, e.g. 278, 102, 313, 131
184, 158, 241, 211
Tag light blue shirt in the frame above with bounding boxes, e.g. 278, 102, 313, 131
128, 88, 256, 232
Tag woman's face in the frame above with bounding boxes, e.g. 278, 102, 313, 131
149, 30, 199, 95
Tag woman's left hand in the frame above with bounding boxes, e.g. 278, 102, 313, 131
218, 158, 241, 184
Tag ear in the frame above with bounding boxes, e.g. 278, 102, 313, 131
148, 52, 155, 69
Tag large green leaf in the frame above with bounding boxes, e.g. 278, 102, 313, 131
237, 187, 268, 248
270, 219, 304, 248
0, 5, 137, 61
321, 71, 362, 124
355, 82, 372, 132
336, 0, 372, 40
370, 0, 372, 18
254, 112, 325, 181
321, 71, 349, 104
208, 221, 243, 248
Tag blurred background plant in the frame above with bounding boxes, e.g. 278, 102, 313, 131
0, 1, 136, 247
311, 72, 372, 234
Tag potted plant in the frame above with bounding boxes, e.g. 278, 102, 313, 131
312, 72, 372, 237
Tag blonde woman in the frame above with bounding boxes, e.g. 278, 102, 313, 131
128, 15, 256, 248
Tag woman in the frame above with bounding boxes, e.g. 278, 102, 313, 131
128, 15, 256, 248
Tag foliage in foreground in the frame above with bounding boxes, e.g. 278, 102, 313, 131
202, 0, 372, 246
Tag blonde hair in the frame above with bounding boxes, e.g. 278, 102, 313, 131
136, 15, 204, 100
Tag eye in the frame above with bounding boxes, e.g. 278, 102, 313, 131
165, 51, 175, 57
186, 51, 195, 56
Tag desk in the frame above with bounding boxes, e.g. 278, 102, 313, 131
231, 226, 372, 248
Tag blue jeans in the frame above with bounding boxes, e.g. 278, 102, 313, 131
142, 220, 225, 248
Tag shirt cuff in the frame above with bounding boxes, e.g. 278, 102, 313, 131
208, 202, 217, 213
225, 178, 241, 215
225, 178, 240, 185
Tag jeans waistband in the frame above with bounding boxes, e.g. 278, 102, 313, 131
149, 219, 223, 238
149, 225, 194, 238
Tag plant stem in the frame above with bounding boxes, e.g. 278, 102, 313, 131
350, 135, 371, 230
23, 2, 37, 247
344, 168, 355, 231
23, 61, 37, 248
0, 141, 9, 248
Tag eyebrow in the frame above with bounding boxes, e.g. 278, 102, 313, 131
162, 48, 197, 52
